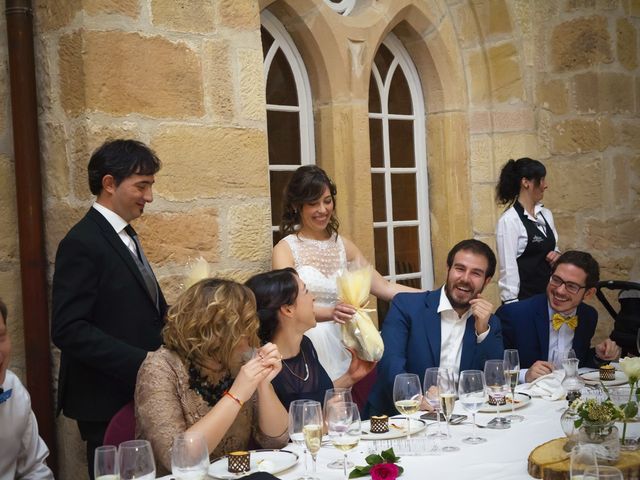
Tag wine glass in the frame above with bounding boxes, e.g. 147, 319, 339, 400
118, 440, 155, 480
570, 444, 598, 479
424, 367, 447, 439
583, 466, 624, 479
437, 367, 460, 452
302, 402, 323, 480
289, 399, 322, 480
503, 349, 524, 423
94, 445, 119, 480
327, 402, 361, 480
484, 359, 510, 429
392, 373, 422, 452
323, 388, 353, 469
458, 370, 488, 445
171, 432, 208, 480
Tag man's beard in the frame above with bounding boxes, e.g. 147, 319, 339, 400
445, 280, 481, 311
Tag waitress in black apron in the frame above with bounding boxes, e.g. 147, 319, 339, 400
495, 158, 560, 303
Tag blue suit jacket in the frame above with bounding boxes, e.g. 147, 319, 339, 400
496, 293, 598, 369
366, 288, 504, 417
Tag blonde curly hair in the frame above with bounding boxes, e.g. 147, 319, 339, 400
162, 278, 260, 372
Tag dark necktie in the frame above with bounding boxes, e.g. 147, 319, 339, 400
124, 224, 159, 308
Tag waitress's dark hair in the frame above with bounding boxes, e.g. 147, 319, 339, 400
495, 157, 547, 206
245, 268, 299, 343
280, 165, 339, 237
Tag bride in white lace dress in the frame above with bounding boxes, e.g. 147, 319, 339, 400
272, 166, 419, 380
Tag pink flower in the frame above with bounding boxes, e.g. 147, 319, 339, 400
370, 463, 400, 480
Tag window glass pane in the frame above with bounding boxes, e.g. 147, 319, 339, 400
373, 227, 389, 276
393, 226, 420, 278
266, 49, 298, 106
368, 72, 381, 113
399, 277, 422, 289
270, 170, 295, 226
261, 27, 274, 58
391, 174, 417, 221
388, 66, 412, 115
371, 173, 386, 222
369, 118, 383, 168
389, 119, 415, 168
374, 43, 394, 85
267, 110, 300, 165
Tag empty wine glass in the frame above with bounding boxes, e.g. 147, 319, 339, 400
392, 373, 422, 452
327, 402, 361, 480
484, 359, 510, 429
118, 440, 155, 480
289, 399, 322, 480
323, 388, 353, 469
438, 367, 460, 452
583, 466, 624, 479
94, 445, 119, 480
302, 402, 323, 480
504, 349, 524, 423
424, 367, 447, 440
171, 432, 208, 480
458, 370, 488, 445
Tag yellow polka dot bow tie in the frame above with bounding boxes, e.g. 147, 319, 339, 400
552, 313, 578, 331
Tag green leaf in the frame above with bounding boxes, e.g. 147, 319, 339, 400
398, 465, 404, 475
349, 466, 372, 478
381, 448, 400, 463
635, 387, 640, 403
574, 418, 583, 429
624, 401, 638, 419
365, 454, 383, 466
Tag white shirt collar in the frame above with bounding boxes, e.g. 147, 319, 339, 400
93, 202, 128, 234
547, 300, 577, 319
437, 285, 471, 320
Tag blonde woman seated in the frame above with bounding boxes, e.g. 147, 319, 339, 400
135, 279, 288, 475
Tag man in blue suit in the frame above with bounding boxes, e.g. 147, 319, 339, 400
367, 239, 504, 417
496, 250, 620, 383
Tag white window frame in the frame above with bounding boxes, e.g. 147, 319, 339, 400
369, 33, 433, 290
323, 0, 356, 16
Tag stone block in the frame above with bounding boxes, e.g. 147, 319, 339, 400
574, 72, 635, 114
469, 0, 513, 37
151, 126, 269, 200
0, 155, 18, 259
469, 134, 494, 183
134, 208, 219, 265
41, 123, 70, 200
0, 55, 7, 134
536, 79, 569, 115
544, 156, 602, 213
585, 215, 640, 251
617, 121, 640, 150
238, 48, 267, 122
59, 31, 204, 118
228, 203, 271, 262
550, 118, 613, 154
551, 16, 612, 71
469, 111, 491, 134
609, 154, 632, 209
84, 0, 139, 17
491, 109, 535, 132
471, 183, 498, 235
467, 49, 491, 105
492, 133, 541, 164
617, 18, 638, 71
451, 3, 480, 48
203, 39, 233, 120
474, 42, 523, 103
551, 212, 577, 251
151, 0, 215, 33
44, 202, 88, 264
34, 0, 82, 31
216, 0, 259, 30
628, 0, 640, 16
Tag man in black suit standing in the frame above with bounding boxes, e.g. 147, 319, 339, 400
52, 139, 167, 478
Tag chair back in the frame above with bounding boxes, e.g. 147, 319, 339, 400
103, 401, 135, 446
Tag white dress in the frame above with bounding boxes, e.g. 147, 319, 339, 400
283, 233, 351, 380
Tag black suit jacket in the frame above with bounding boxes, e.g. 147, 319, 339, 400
52, 207, 167, 422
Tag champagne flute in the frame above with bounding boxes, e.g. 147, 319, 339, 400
437, 367, 460, 452
484, 359, 510, 429
424, 367, 447, 439
170, 432, 208, 480
458, 370, 488, 445
95, 445, 119, 480
503, 349, 524, 423
289, 399, 322, 480
118, 440, 155, 480
327, 402, 361, 480
392, 373, 422, 451
323, 388, 353, 469
302, 402, 323, 480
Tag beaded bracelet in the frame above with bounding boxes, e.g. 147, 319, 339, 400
223, 390, 243, 407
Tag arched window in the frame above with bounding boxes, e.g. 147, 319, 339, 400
369, 33, 433, 321
261, 11, 315, 244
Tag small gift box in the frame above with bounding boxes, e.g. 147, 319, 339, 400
370, 415, 389, 434
227, 451, 251, 473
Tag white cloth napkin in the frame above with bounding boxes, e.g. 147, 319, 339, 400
516, 369, 565, 401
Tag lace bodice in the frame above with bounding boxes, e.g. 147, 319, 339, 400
283, 234, 347, 306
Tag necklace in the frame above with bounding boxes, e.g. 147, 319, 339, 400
281, 348, 310, 382
188, 363, 233, 407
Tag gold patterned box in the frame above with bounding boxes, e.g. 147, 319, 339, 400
370, 415, 389, 433
227, 451, 250, 473
599, 364, 615, 381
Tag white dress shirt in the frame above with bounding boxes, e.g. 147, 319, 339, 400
93, 202, 138, 256
437, 287, 490, 370
496, 202, 560, 303
0, 371, 54, 480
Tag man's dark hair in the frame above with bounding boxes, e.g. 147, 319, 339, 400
88, 139, 161, 195
446, 239, 497, 279
0, 298, 7, 324
553, 250, 600, 289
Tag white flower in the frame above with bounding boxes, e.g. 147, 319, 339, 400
619, 357, 640, 383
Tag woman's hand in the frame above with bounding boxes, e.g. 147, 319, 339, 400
332, 302, 356, 324
257, 342, 283, 384
232, 354, 273, 402
345, 347, 376, 383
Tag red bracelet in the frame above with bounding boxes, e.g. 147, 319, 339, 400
223, 390, 243, 407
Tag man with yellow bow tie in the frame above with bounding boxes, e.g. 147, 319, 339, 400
497, 251, 621, 383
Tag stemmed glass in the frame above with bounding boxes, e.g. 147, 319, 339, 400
392, 373, 422, 452
94, 445, 119, 480
437, 367, 460, 452
327, 402, 361, 480
289, 400, 322, 480
503, 349, 524, 423
302, 402, 323, 480
118, 440, 155, 480
171, 432, 208, 480
458, 370, 488, 445
424, 367, 447, 439
323, 388, 353, 469
484, 359, 510, 430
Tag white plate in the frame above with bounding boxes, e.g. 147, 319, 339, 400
580, 370, 628, 386
208, 449, 298, 479
478, 393, 532, 413
361, 417, 427, 440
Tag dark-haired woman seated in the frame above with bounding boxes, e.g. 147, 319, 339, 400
246, 268, 374, 409
135, 279, 288, 475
